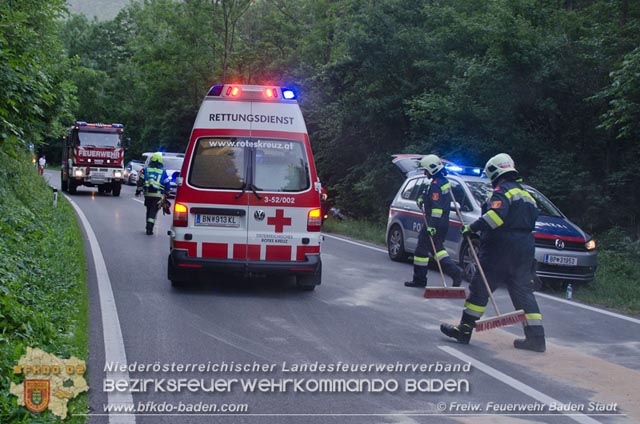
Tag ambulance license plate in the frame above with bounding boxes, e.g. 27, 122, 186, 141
544, 255, 577, 266
196, 214, 239, 227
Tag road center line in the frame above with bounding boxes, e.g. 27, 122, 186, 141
67, 196, 136, 424
324, 233, 640, 324
439, 346, 602, 424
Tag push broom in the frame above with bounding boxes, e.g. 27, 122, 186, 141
449, 190, 525, 331
422, 214, 467, 299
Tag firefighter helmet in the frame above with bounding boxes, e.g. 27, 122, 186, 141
484, 153, 517, 183
150, 152, 164, 165
420, 154, 444, 176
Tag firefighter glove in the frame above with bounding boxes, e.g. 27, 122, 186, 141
135, 189, 142, 197
426, 226, 436, 236
416, 197, 424, 209
461, 224, 473, 237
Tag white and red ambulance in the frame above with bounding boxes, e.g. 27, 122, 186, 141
168, 84, 323, 289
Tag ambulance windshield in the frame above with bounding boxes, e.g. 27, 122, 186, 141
188, 138, 310, 192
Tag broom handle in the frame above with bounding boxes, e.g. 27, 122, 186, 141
422, 213, 447, 287
449, 189, 501, 315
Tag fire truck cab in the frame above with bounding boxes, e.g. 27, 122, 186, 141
61, 121, 125, 196
168, 84, 323, 290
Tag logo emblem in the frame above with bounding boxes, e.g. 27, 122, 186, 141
24, 380, 50, 413
254, 210, 266, 221
555, 239, 565, 249
267, 209, 292, 233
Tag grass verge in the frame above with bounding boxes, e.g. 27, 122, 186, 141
323, 217, 640, 316
0, 149, 88, 423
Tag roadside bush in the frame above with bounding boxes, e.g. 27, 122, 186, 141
0, 149, 88, 423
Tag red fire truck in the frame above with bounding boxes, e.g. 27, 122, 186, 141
61, 121, 126, 196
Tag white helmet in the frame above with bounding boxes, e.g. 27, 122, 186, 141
420, 154, 444, 175
484, 153, 517, 183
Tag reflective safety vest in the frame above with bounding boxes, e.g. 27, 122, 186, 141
141, 166, 169, 198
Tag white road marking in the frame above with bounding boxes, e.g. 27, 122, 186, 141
66, 196, 136, 424
323, 233, 387, 253
440, 346, 602, 424
535, 292, 640, 325
325, 233, 640, 324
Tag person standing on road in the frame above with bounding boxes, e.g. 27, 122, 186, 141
38, 155, 46, 176
404, 154, 464, 288
136, 152, 170, 235
440, 153, 546, 352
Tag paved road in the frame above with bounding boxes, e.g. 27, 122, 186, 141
45, 171, 639, 424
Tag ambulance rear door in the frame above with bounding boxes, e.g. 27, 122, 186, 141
245, 98, 322, 266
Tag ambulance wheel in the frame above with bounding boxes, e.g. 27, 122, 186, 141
296, 264, 321, 291
168, 255, 185, 288
296, 278, 316, 291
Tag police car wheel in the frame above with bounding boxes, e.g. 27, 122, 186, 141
459, 238, 480, 282
387, 225, 409, 262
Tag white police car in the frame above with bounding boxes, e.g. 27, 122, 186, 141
387, 155, 598, 283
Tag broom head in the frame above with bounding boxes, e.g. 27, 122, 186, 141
423, 287, 467, 299
475, 309, 526, 332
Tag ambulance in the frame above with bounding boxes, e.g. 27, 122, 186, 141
167, 84, 323, 289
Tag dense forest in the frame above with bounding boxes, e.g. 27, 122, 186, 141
3, 0, 640, 238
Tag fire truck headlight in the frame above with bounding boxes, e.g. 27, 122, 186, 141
114, 171, 122, 178
74, 169, 83, 177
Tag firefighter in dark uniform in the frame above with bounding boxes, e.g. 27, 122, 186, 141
440, 153, 546, 352
404, 155, 464, 288
136, 152, 170, 235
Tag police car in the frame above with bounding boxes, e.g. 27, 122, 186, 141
167, 85, 323, 289
387, 155, 598, 283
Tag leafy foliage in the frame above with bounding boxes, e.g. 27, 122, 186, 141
59, 0, 640, 235
0, 0, 76, 153
0, 151, 88, 422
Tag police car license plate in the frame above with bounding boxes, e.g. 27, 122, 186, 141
544, 255, 577, 266
196, 214, 239, 227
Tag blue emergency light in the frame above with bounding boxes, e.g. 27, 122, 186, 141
282, 88, 296, 100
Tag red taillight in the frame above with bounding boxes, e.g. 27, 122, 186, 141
227, 86, 241, 97
307, 208, 322, 232
173, 203, 188, 227
264, 88, 278, 99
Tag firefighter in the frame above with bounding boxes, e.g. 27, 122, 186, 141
404, 155, 464, 288
440, 153, 546, 352
136, 152, 170, 235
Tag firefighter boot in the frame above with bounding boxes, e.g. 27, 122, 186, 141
514, 326, 546, 353
146, 223, 154, 235
440, 322, 474, 344
404, 280, 426, 288
405, 266, 427, 287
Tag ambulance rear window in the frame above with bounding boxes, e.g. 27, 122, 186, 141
188, 137, 310, 192
254, 140, 310, 192
189, 138, 246, 189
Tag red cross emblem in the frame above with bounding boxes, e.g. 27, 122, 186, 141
267, 209, 292, 233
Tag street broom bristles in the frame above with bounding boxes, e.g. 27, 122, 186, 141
475, 309, 526, 332
424, 287, 467, 299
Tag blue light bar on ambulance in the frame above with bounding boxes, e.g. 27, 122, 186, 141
75, 121, 88, 126
282, 88, 296, 100
206, 84, 298, 100
111, 123, 124, 128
